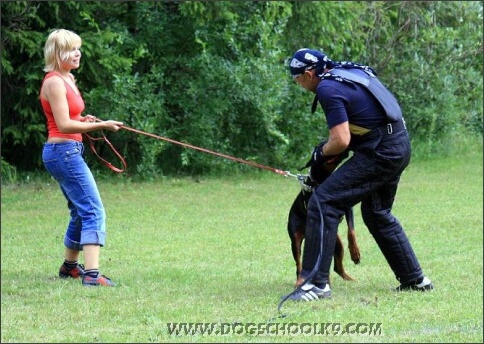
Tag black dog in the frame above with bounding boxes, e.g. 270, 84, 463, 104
287, 152, 361, 287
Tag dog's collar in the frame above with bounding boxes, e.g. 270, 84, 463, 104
301, 183, 314, 192
297, 175, 316, 192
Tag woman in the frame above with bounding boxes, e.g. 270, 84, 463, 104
40, 29, 123, 286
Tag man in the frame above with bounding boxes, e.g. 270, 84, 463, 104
286, 48, 433, 301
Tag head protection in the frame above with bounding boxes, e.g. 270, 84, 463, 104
288, 48, 333, 78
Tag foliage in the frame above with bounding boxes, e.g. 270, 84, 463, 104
1, 157, 17, 184
370, 1, 483, 155
1, 1, 482, 178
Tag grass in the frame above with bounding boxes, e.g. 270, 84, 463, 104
1, 149, 483, 343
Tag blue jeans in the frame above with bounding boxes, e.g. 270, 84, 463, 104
42, 141, 106, 250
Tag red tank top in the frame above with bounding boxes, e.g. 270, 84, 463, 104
40, 72, 85, 141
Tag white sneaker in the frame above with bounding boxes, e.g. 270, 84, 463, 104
395, 276, 434, 291
288, 283, 332, 301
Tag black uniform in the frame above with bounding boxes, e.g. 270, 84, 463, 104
301, 66, 425, 287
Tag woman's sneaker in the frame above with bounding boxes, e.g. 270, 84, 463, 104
82, 274, 116, 287
59, 264, 85, 279
395, 276, 434, 292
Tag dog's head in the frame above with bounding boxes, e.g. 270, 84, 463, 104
308, 150, 349, 185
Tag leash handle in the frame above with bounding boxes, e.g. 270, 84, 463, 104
83, 131, 127, 173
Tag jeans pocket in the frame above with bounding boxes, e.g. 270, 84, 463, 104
64, 147, 81, 159
63, 146, 91, 179
43, 147, 60, 177
63, 147, 84, 167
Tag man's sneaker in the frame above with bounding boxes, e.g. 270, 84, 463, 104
59, 264, 85, 279
395, 276, 434, 292
287, 283, 332, 301
82, 274, 116, 287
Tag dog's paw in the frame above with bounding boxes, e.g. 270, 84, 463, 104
294, 277, 305, 288
349, 245, 361, 264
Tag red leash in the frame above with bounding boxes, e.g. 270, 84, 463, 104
84, 121, 291, 177
83, 131, 127, 173
121, 125, 289, 176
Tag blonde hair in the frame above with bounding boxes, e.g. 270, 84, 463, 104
43, 29, 82, 72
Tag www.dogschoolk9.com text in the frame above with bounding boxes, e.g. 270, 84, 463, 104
166, 322, 383, 336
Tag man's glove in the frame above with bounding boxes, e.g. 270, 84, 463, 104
298, 139, 328, 171
309, 149, 349, 184
311, 140, 327, 164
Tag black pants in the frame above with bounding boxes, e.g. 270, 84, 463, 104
301, 128, 424, 286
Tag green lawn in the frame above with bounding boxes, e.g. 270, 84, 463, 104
1, 151, 483, 343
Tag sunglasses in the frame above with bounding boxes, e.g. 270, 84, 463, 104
291, 65, 316, 79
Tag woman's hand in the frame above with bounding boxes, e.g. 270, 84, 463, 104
103, 120, 124, 132
82, 114, 97, 123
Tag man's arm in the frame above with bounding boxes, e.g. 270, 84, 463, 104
322, 121, 351, 156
